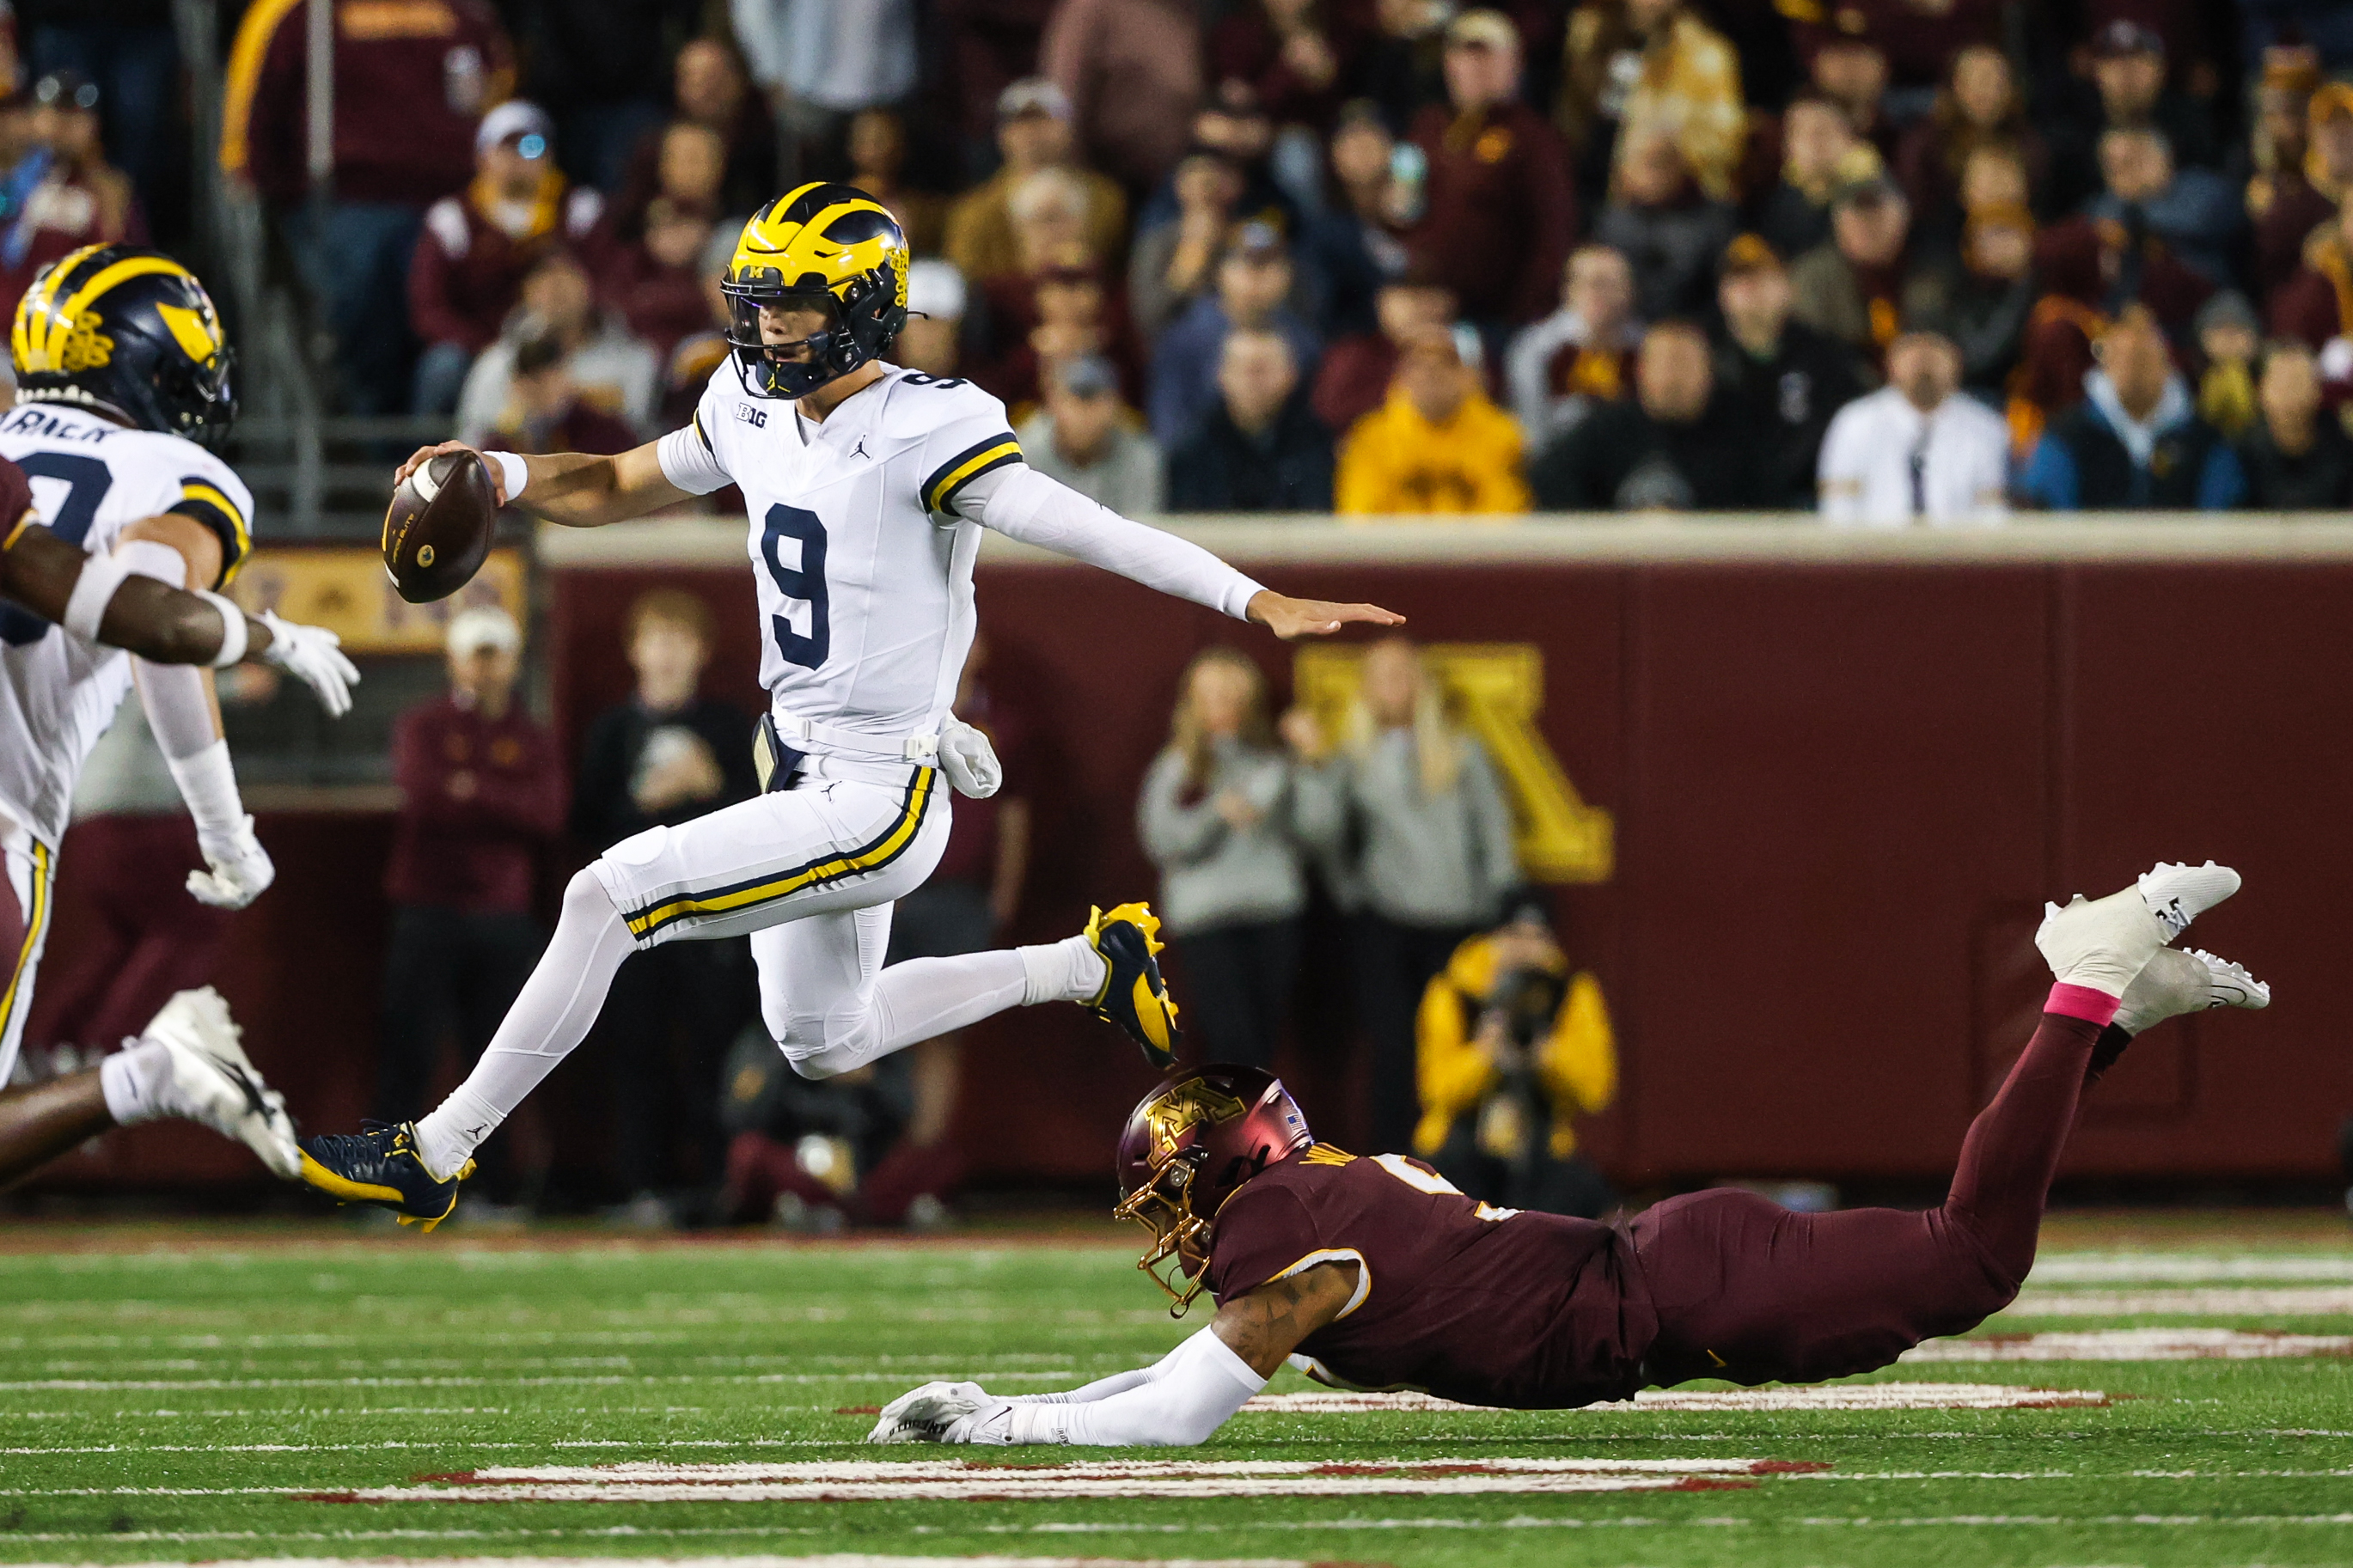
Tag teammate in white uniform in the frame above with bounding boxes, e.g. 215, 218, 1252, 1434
0, 245, 362, 1188
300, 183, 1401, 1229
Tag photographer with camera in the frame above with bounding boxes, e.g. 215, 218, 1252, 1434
1412, 888, 1617, 1217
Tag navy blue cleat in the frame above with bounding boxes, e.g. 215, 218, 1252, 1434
299, 1120, 473, 1231
1083, 901, 1183, 1069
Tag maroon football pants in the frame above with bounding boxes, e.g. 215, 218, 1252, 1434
1626, 1010, 2103, 1388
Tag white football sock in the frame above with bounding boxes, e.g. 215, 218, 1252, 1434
97, 1039, 173, 1126
413, 870, 637, 1181
1019, 934, 1107, 1006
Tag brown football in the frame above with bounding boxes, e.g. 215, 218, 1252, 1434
382, 449, 498, 604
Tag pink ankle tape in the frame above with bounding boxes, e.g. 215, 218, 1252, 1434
2044, 982, 2121, 1027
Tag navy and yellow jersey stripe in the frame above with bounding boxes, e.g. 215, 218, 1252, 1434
0, 840, 54, 1059
618, 767, 936, 942
920, 433, 1022, 516
168, 476, 253, 587
692, 408, 713, 453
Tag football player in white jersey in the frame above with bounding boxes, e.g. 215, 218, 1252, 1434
0, 245, 364, 1188
302, 183, 1400, 1229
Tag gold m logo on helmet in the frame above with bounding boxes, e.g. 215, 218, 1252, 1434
1140, 1079, 1250, 1162
57, 314, 113, 373
156, 301, 223, 364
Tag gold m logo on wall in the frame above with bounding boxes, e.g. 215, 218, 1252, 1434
1293, 643, 1612, 884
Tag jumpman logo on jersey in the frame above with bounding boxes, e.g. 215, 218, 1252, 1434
851, 436, 871, 460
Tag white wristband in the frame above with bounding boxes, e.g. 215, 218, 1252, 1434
485, 448, 529, 502
195, 591, 249, 667
61, 551, 130, 641
165, 737, 246, 842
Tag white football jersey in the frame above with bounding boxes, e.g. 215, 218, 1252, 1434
658, 363, 1021, 755
0, 400, 253, 846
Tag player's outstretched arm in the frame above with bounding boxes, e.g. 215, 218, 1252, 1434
868, 1262, 1359, 1447
394, 440, 688, 529
1245, 589, 1407, 642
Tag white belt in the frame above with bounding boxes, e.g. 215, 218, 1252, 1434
773, 711, 939, 763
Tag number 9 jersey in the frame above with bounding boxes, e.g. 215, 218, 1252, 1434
0, 399, 253, 848
656, 363, 1024, 759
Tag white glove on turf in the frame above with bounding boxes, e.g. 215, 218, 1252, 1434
938, 717, 1002, 800
188, 815, 275, 909
868, 1380, 1013, 1443
258, 609, 361, 717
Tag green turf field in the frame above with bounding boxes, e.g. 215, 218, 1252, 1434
4, 1212, 2351, 1568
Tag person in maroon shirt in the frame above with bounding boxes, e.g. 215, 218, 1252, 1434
376, 606, 566, 1205
873, 861, 2264, 1443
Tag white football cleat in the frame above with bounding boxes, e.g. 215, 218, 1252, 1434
2112, 947, 2273, 1037
141, 988, 303, 1179
2036, 860, 2240, 997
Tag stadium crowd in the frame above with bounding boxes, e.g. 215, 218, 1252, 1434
12, 0, 2353, 518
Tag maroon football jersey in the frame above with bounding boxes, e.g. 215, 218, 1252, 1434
1203, 1145, 1657, 1409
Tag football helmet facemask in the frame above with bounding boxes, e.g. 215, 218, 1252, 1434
12, 244, 237, 444
1112, 1065, 1312, 1316
721, 182, 909, 399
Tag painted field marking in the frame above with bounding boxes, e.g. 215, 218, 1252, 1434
2002, 1287, 2353, 1316
64, 1559, 1318, 1568
2028, 1254, 2353, 1284
1903, 1329, 2353, 1361
0, 1373, 1080, 1392
1239, 1383, 2111, 1415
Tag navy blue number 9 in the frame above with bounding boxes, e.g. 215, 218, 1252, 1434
759, 503, 829, 669
0, 452, 116, 646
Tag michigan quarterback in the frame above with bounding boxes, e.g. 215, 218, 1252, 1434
301, 182, 1400, 1227
0, 244, 364, 1188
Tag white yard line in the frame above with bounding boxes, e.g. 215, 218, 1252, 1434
0, 1373, 1079, 1392
2028, 1254, 2353, 1284
1903, 1329, 2353, 1361
2002, 1287, 2353, 1316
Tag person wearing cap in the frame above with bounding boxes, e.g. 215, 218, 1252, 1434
1149, 222, 1323, 449
1788, 145, 1959, 357
1531, 318, 1763, 509
1040, 0, 1207, 192
2086, 125, 2239, 289
1405, 9, 1575, 329
2193, 291, 2262, 439
945, 79, 1130, 288
2050, 20, 2219, 212
2235, 339, 2353, 511
0, 70, 145, 322
378, 603, 567, 1214
1505, 244, 1641, 449
221, 0, 516, 415
1018, 354, 1164, 516
1336, 324, 1529, 515
2018, 303, 2246, 511
1711, 234, 1867, 509
1816, 314, 2009, 525
410, 101, 608, 417
1167, 328, 1335, 511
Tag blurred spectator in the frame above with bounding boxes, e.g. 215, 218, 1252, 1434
2236, 339, 2353, 510
936, 0, 1059, 162
2250, 78, 2350, 306
1335, 326, 1529, 513
898, 259, 969, 377
1210, 0, 1371, 133
455, 250, 660, 447
410, 103, 606, 417
1555, 0, 1744, 208
477, 329, 641, 456
2051, 21, 2219, 212
731, 0, 917, 163
1748, 93, 1857, 265
221, 0, 515, 416
848, 107, 944, 257
1146, 69, 1301, 235
1138, 649, 1342, 1068
1150, 222, 1323, 448
18, 0, 177, 221
504, 0, 687, 194
1798, 0, 1999, 107
1788, 154, 1957, 359
2193, 292, 2260, 442
1894, 46, 2046, 235
1712, 235, 1864, 509
1506, 244, 1640, 449
1166, 328, 1335, 510
1946, 199, 2038, 397
602, 197, 720, 363
619, 120, 732, 249
1130, 152, 1245, 339
1414, 891, 1616, 1217
1592, 125, 1735, 321
1531, 318, 1760, 509
1321, 637, 1519, 1154
718, 1022, 915, 1231
1019, 354, 1164, 514
611, 40, 777, 229
2018, 305, 2245, 509
379, 607, 565, 1210
1303, 103, 1413, 337
1805, 31, 1895, 162
1817, 319, 2008, 525
655, 229, 740, 426
945, 80, 1128, 286
1315, 272, 1455, 433
572, 589, 755, 1227
1358, 0, 1450, 134
1406, 9, 1574, 328
2014, 209, 2214, 424
2085, 126, 2238, 289
981, 260, 1146, 413
2268, 193, 2353, 350
0, 71, 144, 322
1042, 0, 1206, 192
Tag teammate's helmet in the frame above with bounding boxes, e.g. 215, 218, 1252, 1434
720, 182, 909, 400
1113, 1065, 1312, 1315
11, 245, 236, 444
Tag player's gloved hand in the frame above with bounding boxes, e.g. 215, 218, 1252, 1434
187, 815, 275, 909
867, 1380, 1012, 1443
938, 717, 1001, 800
257, 610, 361, 718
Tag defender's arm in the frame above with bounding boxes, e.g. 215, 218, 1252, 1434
394, 440, 690, 529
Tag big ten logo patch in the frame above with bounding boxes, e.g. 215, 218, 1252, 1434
1292, 643, 1612, 883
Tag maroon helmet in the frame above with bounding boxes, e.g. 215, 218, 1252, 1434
1112, 1064, 1311, 1315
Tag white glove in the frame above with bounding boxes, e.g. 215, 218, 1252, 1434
187, 815, 275, 909
938, 717, 1001, 800
258, 609, 361, 718
867, 1380, 1013, 1443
